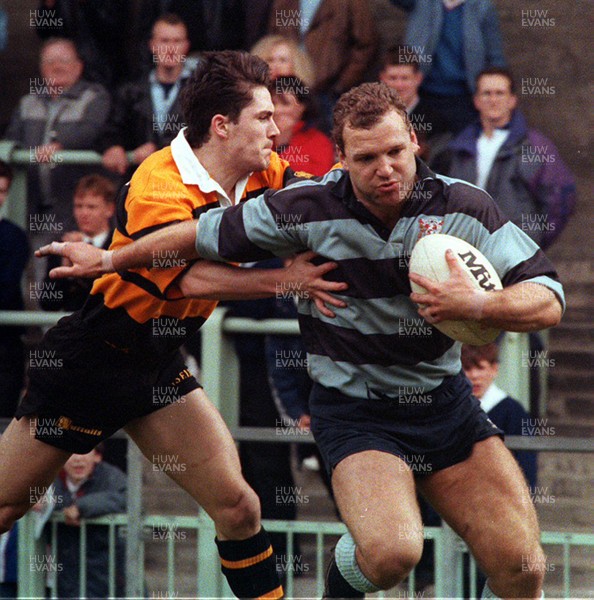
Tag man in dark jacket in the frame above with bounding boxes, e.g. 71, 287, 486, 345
4, 38, 110, 283
444, 67, 576, 250
51, 445, 126, 598
98, 13, 192, 178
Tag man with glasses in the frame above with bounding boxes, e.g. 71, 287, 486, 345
444, 67, 576, 251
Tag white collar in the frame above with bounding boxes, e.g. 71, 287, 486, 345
170, 128, 250, 207
84, 230, 109, 248
479, 383, 508, 413
406, 96, 420, 114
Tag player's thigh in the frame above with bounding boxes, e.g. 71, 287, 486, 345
0, 417, 70, 516
417, 436, 539, 572
332, 450, 423, 560
124, 388, 250, 516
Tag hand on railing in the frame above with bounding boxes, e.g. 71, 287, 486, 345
102, 145, 129, 175
63, 504, 81, 527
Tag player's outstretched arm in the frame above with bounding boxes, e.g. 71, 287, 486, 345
409, 250, 562, 331
179, 251, 348, 318
36, 220, 198, 279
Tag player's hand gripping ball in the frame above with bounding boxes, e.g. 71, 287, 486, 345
409, 234, 502, 345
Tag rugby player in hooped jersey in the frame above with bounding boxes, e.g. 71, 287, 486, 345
40, 82, 563, 599
0, 51, 352, 600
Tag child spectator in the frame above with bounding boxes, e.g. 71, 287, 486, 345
461, 343, 537, 487
51, 445, 126, 598
41, 174, 115, 312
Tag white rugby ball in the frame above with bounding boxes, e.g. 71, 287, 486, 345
409, 234, 502, 345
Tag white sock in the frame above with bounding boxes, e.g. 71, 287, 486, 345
335, 532, 381, 593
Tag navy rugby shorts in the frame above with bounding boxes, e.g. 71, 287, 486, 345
310, 371, 503, 476
16, 314, 201, 454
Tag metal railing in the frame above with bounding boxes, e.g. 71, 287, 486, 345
1, 309, 592, 599
16, 511, 594, 599
0, 147, 586, 597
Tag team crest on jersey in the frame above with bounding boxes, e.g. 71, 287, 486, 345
417, 216, 444, 240
293, 170, 315, 179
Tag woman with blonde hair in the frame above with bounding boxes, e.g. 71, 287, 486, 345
251, 34, 315, 88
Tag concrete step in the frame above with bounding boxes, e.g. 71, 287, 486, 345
549, 368, 592, 394
549, 320, 594, 348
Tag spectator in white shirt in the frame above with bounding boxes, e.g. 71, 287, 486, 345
40, 174, 115, 312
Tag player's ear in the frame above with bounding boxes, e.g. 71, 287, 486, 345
410, 128, 420, 153
337, 147, 348, 170
211, 115, 230, 139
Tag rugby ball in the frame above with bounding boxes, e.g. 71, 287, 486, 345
409, 234, 502, 345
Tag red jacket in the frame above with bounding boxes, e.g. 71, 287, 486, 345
276, 121, 335, 176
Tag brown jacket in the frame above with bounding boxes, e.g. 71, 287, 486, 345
269, 0, 377, 94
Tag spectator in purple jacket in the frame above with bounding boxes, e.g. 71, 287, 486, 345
444, 67, 576, 250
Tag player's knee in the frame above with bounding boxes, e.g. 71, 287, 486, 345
214, 486, 261, 539
484, 540, 545, 595
512, 544, 546, 592
360, 537, 423, 589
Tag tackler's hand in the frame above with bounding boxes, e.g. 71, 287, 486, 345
35, 241, 114, 279
282, 250, 348, 318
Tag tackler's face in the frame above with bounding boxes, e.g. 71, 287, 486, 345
226, 86, 280, 173
339, 109, 420, 210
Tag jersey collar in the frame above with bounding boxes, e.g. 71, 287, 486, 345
170, 128, 249, 207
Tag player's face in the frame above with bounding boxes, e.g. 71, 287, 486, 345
40, 42, 83, 91
379, 65, 423, 107
73, 193, 114, 238
63, 450, 102, 484
474, 74, 517, 127
339, 110, 420, 216
464, 359, 499, 399
151, 22, 190, 69
227, 86, 280, 172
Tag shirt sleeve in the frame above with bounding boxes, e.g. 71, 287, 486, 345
195, 188, 309, 262
122, 164, 197, 297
